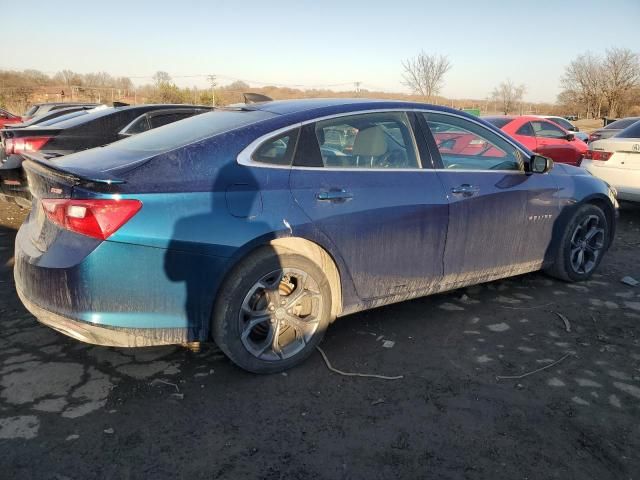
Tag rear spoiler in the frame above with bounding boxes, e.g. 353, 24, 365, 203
22, 152, 126, 186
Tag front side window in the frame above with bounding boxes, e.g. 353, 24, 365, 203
313, 112, 419, 169
424, 113, 523, 171
252, 129, 298, 166
532, 120, 566, 139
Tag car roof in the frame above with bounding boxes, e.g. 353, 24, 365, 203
32, 102, 99, 107
237, 98, 482, 125
145, 106, 211, 117
483, 115, 517, 122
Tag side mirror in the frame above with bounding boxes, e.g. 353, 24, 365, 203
565, 133, 575, 141
530, 154, 553, 174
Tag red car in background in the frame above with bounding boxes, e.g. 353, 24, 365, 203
484, 115, 587, 165
0, 109, 22, 128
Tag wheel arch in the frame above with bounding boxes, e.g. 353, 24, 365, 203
581, 193, 616, 247
220, 236, 343, 322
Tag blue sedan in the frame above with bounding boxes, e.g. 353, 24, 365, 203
14, 99, 617, 373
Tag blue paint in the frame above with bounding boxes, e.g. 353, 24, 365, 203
14, 99, 617, 345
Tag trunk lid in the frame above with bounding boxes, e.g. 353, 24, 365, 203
22, 154, 125, 251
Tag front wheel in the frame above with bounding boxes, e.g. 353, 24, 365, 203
546, 204, 609, 282
212, 248, 332, 374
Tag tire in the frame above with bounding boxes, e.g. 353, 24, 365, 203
545, 204, 609, 282
212, 247, 332, 374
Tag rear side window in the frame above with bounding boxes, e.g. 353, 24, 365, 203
615, 120, 640, 138
516, 122, 535, 136
531, 121, 566, 139
312, 112, 419, 169
252, 129, 299, 166
124, 116, 151, 134
424, 112, 523, 171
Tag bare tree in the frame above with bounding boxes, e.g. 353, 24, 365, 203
559, 48, 639, 118
402, 51, 452, 101
602, 47, 640, 118
153, 71, 172, 87
492, 80, 526, 114
560, 53, 606, 118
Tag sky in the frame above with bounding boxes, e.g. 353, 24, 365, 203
2, 0, 639, 103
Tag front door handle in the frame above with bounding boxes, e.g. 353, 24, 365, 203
451, 184, 480, 197
316, 189, 354, 201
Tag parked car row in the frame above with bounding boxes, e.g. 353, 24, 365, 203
8, 97, 619, 373
484, 115, 588, 166
0, 103, 210, 207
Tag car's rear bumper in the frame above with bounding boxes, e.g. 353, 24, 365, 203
16, 285, 191, 347
582, 161, 640, 202
14, 218, 230, 345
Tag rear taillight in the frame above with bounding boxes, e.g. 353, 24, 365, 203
5, 136, 51, 155
41, 198, 142, 240
584, 150, 612, 161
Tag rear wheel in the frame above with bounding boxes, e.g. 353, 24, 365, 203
546, 204, 608, 282
212, 248, 332, 373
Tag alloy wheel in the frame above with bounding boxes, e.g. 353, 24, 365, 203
569, 214, 605, 274
238, 268, 323, 361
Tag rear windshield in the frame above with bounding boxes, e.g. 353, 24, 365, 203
483, 117, 512, 128
604, 117, 640, 130
615, 120, 640, 139
110, 109, 276, 154
44, 106, 115, 128
27, 110, 91, 127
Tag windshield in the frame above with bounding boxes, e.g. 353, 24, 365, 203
615, 120, 640, 139
110, 109, 276, 154
604, 117, 640, 130
549, 117, 574, 130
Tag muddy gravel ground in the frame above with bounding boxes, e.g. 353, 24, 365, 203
0, 201, 639, 480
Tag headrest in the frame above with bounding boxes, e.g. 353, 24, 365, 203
351, 126, 388, 156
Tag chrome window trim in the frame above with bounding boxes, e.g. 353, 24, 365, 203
236, 108, 531, 172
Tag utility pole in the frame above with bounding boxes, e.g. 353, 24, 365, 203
354, 81, 361, 97
208, 75, 217, 107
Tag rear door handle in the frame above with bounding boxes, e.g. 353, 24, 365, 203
316, 189, 354, 201
451, 184, 480, 197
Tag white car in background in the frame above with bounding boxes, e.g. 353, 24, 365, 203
581, 120, 640, 202
532, 115, 589, 143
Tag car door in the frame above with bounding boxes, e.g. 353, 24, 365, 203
289, 111, 449, 300
420, 112, 559, 286
531, 120, 579, 165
